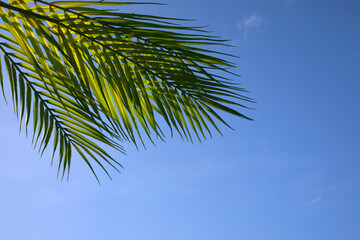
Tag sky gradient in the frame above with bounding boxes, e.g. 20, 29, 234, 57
0, 0, 359, 239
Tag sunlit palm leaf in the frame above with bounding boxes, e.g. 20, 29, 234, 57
0, 0, 253, 181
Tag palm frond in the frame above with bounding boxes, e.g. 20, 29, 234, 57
0, 0, 253, 181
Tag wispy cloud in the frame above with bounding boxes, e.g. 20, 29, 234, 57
237, 15, 263, 30
303, 184, 339, 207
284, 0, 296, 6
236, 14, 263, 41
304, 195, 322, 206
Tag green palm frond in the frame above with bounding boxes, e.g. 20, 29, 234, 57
0, 0, 253, 181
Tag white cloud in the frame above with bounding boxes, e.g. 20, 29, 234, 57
284, 0, 296, 6
304, 195, 322, 206
303, 184, 339, 207
241, 15, 262, 29
236, 14, 263, 41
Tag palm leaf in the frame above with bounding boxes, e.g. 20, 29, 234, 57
0, 0, 253, 181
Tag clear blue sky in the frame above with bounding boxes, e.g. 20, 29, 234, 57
0, 0, 359, 239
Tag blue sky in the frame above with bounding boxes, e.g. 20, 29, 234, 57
0, 0, 360, 239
